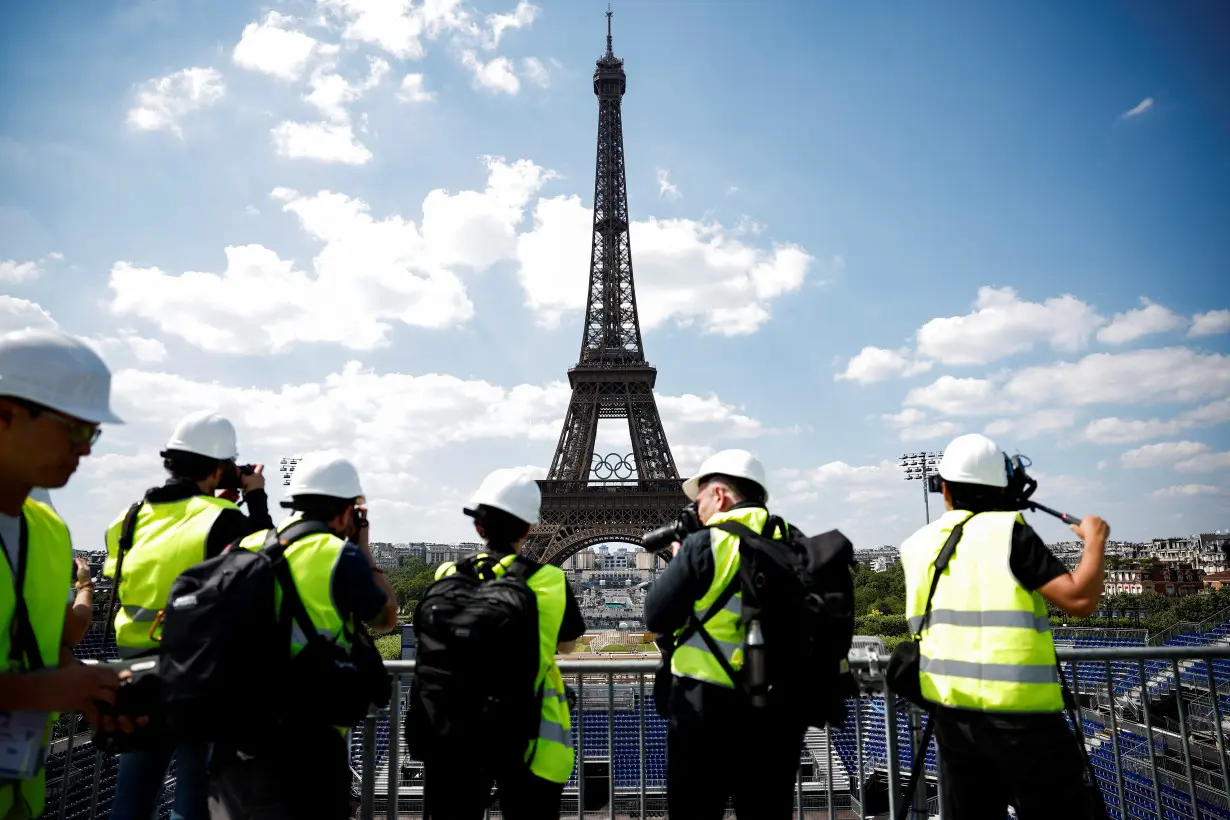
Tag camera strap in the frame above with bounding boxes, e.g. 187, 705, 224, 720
1, 513, 44, 672
100, 500, 145, 660
262, 520, 336, 650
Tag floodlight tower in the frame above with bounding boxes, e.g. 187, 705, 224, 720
900, 451, 943, 524
279, 457, 302, 487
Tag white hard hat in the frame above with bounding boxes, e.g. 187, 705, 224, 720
938, 433, 1008, 488
0, 328, 123, 424
682, 449, 769, 502
465, 468, 541, 525
163, 410, 239, 461
285, 451, 365, 502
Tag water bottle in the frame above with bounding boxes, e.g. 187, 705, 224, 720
745, 619, 769, 709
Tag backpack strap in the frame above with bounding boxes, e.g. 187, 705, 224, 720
101, 500, 144, 660
262, 520, 334, 649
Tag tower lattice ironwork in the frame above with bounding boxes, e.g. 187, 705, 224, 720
524, 11, 688, 566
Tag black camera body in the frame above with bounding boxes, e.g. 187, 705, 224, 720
642, 502, 704, 556
926, 453, 1039, 510
239, 464, 256, 476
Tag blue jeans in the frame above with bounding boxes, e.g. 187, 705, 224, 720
112, 741, 211, 820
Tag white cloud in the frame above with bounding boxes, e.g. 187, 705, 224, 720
459, 51, 519, 94
904, 376, 1011, 417
837, 346, 931, 383
84, 332, 169, 364
881, 409, 960, 442
657, 169, 680, 201
1150, 484, 1226, 499
398, 73, 436, 102
271, 121, 372, 165
1175, 452, 1230, 473
317, 0, 477, 60
0, 296, 58, 334
1004, 347, 1230, 407
0, 260, 42, 283
304, 56, 389, 123
1190, 310, 1230, 338
521, 57, 550, 88
1097, 298, 1186, 344
106, 156, 555, 353
232, 11, 331, 81
915, 286, 1104, 366
515, 196, 813, 334
485, 1, 538, 49
1120, 440, 1208, 469
984, 408, 1076, 441
1082, 398, 1230, 444
126, 67, 225, 137
1121, 97, 1155, 119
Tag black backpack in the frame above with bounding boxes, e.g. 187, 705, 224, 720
158, 520, 389, 750
404, 554, 544, 768
693, 517, 858, 728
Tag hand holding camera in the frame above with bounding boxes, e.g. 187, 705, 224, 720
239, 462, 265, 493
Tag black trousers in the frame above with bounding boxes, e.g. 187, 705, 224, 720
208, 726, 353, 820
666, 716, 806, 820
423, 760, 563, 820
935, 709, 1097, 820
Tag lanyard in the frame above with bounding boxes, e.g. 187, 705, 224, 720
0, 513, 44, 671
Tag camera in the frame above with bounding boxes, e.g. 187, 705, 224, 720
642, 502, 704, 555
239, 464, 256, 476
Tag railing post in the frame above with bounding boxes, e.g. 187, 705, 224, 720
386, 675, 401, 820
884, 687, 901, 820
360, 711, 376, 820
908, 705, 927, 820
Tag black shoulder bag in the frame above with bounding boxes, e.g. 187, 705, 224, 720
884, 513, 972, 820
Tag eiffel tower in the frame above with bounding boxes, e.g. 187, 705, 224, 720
524, 10, 688, 566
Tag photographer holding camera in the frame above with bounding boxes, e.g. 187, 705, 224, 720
643, 449, 807, 820
102, 410, 273, 820
898, 433, 1109, 820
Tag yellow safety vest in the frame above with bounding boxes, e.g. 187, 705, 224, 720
670, 506, 784, 688
0, 497, 72, 819
235, 517, 352, 658
900, 509, 1063, 713
435, 553, 576, 783
104, 495, 238, 657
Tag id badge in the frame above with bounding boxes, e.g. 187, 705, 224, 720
0, 710, 49, 782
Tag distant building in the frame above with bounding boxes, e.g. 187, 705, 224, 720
1106, 563, 1205, 596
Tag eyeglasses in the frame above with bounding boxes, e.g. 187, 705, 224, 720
12, 399, 101, 446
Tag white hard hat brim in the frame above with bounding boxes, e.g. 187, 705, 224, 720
681, 476, 701, 501
62, 402, 124, 426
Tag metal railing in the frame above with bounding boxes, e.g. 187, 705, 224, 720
40, 646, 1230, 819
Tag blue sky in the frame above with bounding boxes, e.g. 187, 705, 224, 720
1, 0, 1227, 551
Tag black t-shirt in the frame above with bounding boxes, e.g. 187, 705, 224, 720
1008, 520, 1069, 591
332, 543, 394, 624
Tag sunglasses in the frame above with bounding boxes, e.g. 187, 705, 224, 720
12, 399, 101, 446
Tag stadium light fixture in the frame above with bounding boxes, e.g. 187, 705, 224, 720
900, 451, 943, 525
279, 457, 302, 487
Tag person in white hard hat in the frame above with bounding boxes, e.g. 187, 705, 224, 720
419, 468, 586, 820
898, 433, 1109, 820
103, 409, 274, 820
0, 328, 136, 820
643, 449, 808, 820
209, 451, 397, 820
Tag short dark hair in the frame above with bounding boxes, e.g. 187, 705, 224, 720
288, 494, 354, 522
162, 450, 227, 483
467, 504, 531, 553
945, 480, 1006, 514
699, 473, 767, 506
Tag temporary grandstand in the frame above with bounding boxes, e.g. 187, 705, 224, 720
43, 609, 1230, 818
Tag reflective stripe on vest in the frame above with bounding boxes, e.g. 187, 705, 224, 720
437, 552, 576, 783
0, 497, 72, 819
900, 510, 1063, 713
104, 495, 236, 656
670, 506, 783, 688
